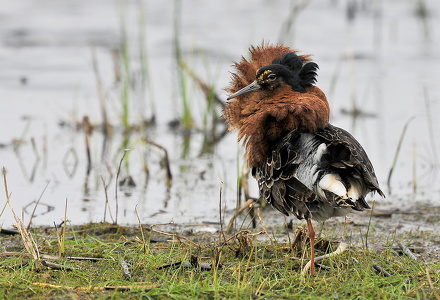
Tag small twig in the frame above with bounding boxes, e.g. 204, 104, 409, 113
83, 116, 93, 175
315, 263, 331, 270
392, 246, 425, 254
115, 149, 130, 224
100, 175, 114, 223
101, 175, 108, 223
373, 265, 391, 277
226, 198, 256, 233
63, 256, 105, 262
149, 222, 200, 248
387, 116, 415, 192
144, 139, 172, 189
219, 182, 226, 243
397, 242, 417, 260
56, 199, 68, 258
135, 205, 149, 254
218, 230, 265, 247
426, 268, 440, 300
407, 282, 427, 296
0, 192, 10, 218
256, 208, 274, 242
290, 226, 307, 254
31, 282, 159, 291
301, 242, 348, 275
27, 181, 51, 229
0, 252, 48, 259
41, 260, 74, 271
0, 252, 105, 262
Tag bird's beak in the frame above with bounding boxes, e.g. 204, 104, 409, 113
227, 80, 261, 100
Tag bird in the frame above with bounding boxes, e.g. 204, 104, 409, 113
223, 43, 385, 275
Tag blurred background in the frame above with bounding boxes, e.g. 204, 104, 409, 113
1, 0, 439, 228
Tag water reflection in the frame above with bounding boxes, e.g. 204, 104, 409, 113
1, 0, 440, 227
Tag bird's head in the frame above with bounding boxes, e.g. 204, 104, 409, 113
223, 44, 329, 168
227, 52, 319, 100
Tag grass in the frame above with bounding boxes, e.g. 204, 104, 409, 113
1, 222, 439, 299
119, 5, 131, 133
173, 0, 193, 131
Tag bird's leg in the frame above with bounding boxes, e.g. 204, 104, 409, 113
306, 219, 315, 275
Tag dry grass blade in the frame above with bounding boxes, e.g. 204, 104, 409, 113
27, 181, 50, 229
0, 252, 104, 262
101, 175, 109, 223
387, 116, 415, 192
0, 191, 8, 217
426, 268, 440, 300
144, 138, 172, 189
218, 181, 227, 243
101, 175, 114, 223
150, 222, 200, 248
83, 116, 93, 175
407, 282, 427, 297
31, 282, 159, 291
218, 230, 264, 247
41, 260, 74, 271
3, 168, 40, 263
55, 199, 68, 257
135, 205, 149, 254
115, 149, 130, 224
256, 208, 274, 242
226, 198, 256, 233
398, 242, 417, 260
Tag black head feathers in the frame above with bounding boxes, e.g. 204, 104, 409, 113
271, 52, 319, 92
299, 62, 319, 87
272, 52, 303, 73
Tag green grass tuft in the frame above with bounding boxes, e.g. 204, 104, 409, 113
1, 222, 438, 299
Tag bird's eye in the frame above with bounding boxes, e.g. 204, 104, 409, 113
267, 74, 277, 81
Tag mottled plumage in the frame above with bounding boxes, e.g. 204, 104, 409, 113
223, 43, 384, 274
253, 124, 384, 223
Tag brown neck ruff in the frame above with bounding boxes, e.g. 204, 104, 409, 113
223, 43, 330, 168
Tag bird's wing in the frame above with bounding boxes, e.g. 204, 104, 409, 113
316, 124, 385, 197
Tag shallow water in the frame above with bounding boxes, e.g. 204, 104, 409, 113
1, 0, 440, 229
